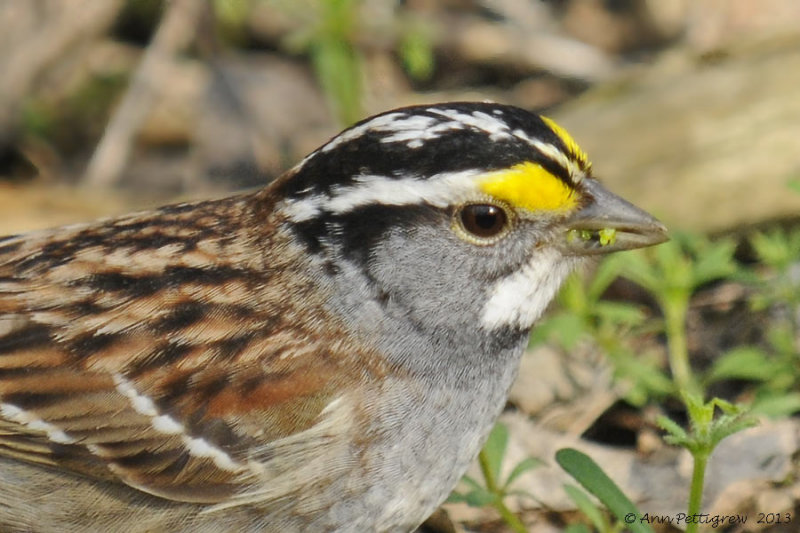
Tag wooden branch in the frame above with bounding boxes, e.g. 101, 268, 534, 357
82, 0, 206, 188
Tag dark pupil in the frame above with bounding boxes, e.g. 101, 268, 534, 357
461, 204, 507, 238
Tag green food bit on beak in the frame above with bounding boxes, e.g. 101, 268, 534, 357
566, 229, 579, 243
598, 228, 617, 246
580, 230, 593, 241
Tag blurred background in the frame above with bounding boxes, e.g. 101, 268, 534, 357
1, 1, 799, 532
3, 0, 799, 232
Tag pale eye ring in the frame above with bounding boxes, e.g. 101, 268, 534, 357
455, 203, 512, 243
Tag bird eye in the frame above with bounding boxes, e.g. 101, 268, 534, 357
456, 203, 511, 241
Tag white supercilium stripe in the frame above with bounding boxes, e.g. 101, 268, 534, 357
326, 171, 481, 214
282, 170, 483, 223
112, 373, 244, 473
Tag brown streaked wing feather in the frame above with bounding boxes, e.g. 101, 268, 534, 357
0, 192, 383, 504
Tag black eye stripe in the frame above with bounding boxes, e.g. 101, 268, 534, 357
290, 204, 443, 261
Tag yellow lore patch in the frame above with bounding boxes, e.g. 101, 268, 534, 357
478, 162, 577, 213
541, 116, 589, 168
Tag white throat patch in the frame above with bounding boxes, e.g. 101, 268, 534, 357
481, 248, 576, 330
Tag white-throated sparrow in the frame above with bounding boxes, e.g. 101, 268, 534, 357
0, 102, 666, 532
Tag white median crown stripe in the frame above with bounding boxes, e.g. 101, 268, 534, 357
282, 106, 588, 222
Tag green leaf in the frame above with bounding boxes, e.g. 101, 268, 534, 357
464, 488, 497, 507
691, 238, 737, 287
594, 301, 646, 327
708, 397, 744, 415
504, 457, 543, 489
564, 524, 593, 533
654, 238, 692, 288
707, 413, 758, 446
749, 229, 800, 270
460, 474, 483, 492
618, 250, 661, 293
21, 99, 57, 139
482, 423, 509, 486
767, 325, 797, 356
556, 448, 654, 533
444, 492, 467, 504
707, 346, 776, 382
214, 0, 248, 23
558, 274, 589, 314
528, 312, 586, 351
610, 350, 674, 403
311, 38, 363, 125
656, 415, 688, 444
587, 254, 627, 300
399, 23, 434, 80
751, 392, 800, 417
564, 484, 608, 532
302, 0, 364, 126
447, 475, 496, 506
661, 395, 757, 456
682, 391, 713, 427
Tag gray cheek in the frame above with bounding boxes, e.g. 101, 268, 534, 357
368, 228, 483, 330
355, 223, 543, 383
366, 223, 538, 332
321, 217, 551, 382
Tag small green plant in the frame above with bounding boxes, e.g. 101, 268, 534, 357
457, 227, 799, 531
620, 232, 738, 395
556, 397, 756, 533
618, 234, 759, 533
447, 423, 541, 533
306, 0, 364, 126
397, 17, 435, 82
562, 484, 619, 533
706, 227, 800, 416
267, 0, 364, 126
553, 233, 757, 531
21, 73, 128, 150
656, 394, 757, 533
557, 448, 654, 533
269, 0, 435, 126
707, 329, 800, 416
530, 255, 673, 406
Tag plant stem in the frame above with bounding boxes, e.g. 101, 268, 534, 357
685, 450, 709, 533
478, 448, 499, 494
478, 449, 528, 533
493, 500, 529, 533
663, 295, 696, 394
